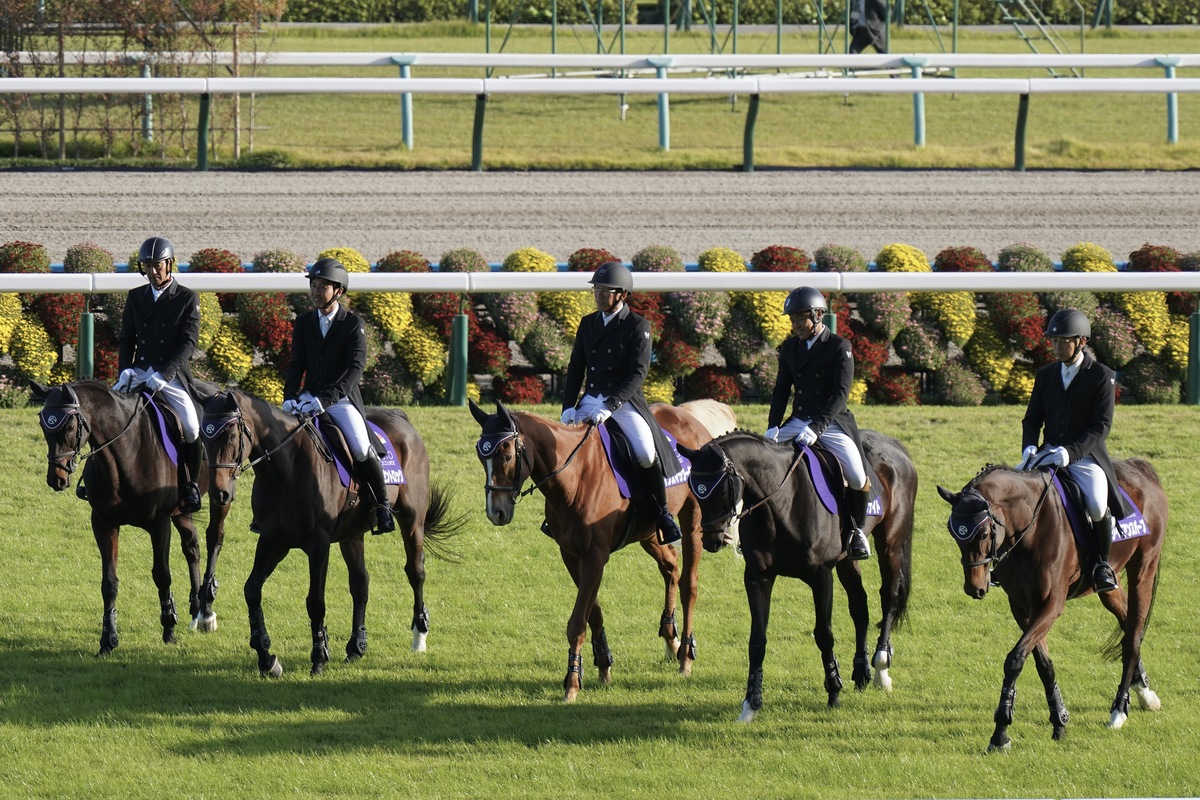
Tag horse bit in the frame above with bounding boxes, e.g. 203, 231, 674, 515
39, 388, 149, 475
950, 469, 1054, 573
476, 424, 594, 504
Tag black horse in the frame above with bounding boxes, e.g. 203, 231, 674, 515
677, 429, 916, 721
33, 380, 228, 655
201, 389, 462, 677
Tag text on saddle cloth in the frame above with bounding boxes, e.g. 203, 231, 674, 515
1050, 471, 1151, 545
800, 445, 882, 518
596, 423, 689, 500
314, 416, 406, 488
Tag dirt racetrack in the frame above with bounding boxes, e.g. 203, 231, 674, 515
4, 169, 1199, 264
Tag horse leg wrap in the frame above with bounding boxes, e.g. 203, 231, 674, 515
680, 633, 697, 662
1136, 659, 1151, 690
592, 629, 614, 669
853, 652, 872, 688
824, 659, 843, 695
745, 669, 764, 711
248, 608, 271, 653
659, 610, 678, 641
201, 575, 220, 606
413, 606, 430, 634
311, 625, 330, 667
1112, 688, 1131, 716
1047, 683, 1070, 728
99, 608, 119, 653
160, 595, 178, 629
346, 626, 368, 660
995, 685, 1017, 726
564, 652, 584, 692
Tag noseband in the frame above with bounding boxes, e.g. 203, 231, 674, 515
200, 406, 251, 478
687, 454, 744, 534
476, 422, 595, 503
949, 471, 1054, 572
39, 388, 88, 475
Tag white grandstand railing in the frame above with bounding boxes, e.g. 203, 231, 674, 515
3, 51, 1197, 169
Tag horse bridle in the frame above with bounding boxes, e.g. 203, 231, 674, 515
476, 422, 595, 504
949, 470, 1054, 572
39, 386, 149, 475
687, 444, 805, 534
200, 399, 313, 480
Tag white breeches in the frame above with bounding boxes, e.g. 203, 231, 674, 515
303, 393, 371, 461
779, 417, 867, 490
147, 374, 198, 442
578, 394, 656, 468
1065, 457, 1108, 520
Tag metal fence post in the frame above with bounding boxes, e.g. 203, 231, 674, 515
76, 305, 94, 379
141, 62, 154, 142
471, 93, 487, 172
392, 55, 417, 151
903, 56, 927, 147
648, 56, 672, 151
1157, 56, 1180, 145
448, 304, 469, 406
197, 93, 210, 171
742, 93, 759, 173
1014, 93, 1030, 172
1189, 312, 1200, 405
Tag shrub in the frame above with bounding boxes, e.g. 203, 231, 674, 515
869, 368, 921, 406
1122, 354, 1180, 404
684, 366, 741, 404
1127, 241, 1194, 316
362, 353, 414, 406
318, 246, 371, 274
251, 248, 306, 274
753, 245, 810, 272
520, 314, 573, 373
413, 292, 464, 339
63, 242, 114, 273
239, 365, 285, 405
854, 290, 911, 341
717, 305, 771, 373
1061, 242, 1116, 274
468, 326, 510, 379
630, 244, 684, 273
748, 359, 776, 402
1041, 290, 1099, 320
1161, 315, 1190, 379
494, 370, 545, 404
539, 290, 591, 337
697, 246, 746, 273
187, 247, 243, 312
31, 293, 87, 349
643, 368, 677, 404
236, 292, 293, 368
360, 290, 415, 344
376, 249, 430, 273
0, 240, 51, 274
930, 358, 986, 406
997, 243, 1054, 273
934, 246, 992, 273
916, 290, 976, 347
567, 248, 619, 273
208, 319, 254, 382
196, 292, 222, 352
439, 248, 488, 273
11, 315, 57, 382
92, 325, 119, 382
482, 292, 539, 345
626, 292, 667, 342
813, 244, 866, 273
848, 318, 889, 384
502, 246, 556, 273
0, 363, 31, 408
1089, 306, 1138, 369
1117, 290, 1170, 355
397, 317, 446, 384
962, 314, 1013, 389
875, 243, 930, 274
893, 320, 946, 372
984, 291, 1044, 352
654, 321, 703, 378
1001, 364, 1036, 404
736, 290, 790, 348
664, 289, 728, 348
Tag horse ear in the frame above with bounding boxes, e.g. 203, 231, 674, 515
29, 380, 50, 401
677, 443, 699, 460
936, 485, 958, 505
468, 398, 489, 427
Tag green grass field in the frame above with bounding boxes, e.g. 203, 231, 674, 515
2, 401, 1198, 798
8, 25, 1200, 169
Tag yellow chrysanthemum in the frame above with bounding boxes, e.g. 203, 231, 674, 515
49, 363, 75, 385
875, 244, 931, 273
539, 291, 591, 337
1002, 365, 1037, 404
697, 247, 747, 273
317, 247, 371, 274
360, 291, 414, 344
502, 247, 556, 273
196, 292, 222, 352
739, 291, 791, 347
1161, 314, 1190, 376
466, 380, 481, 404
11, 314, 57, 382
1118, 291, 1170, 355
240, 365, 285, 405
0, 293, 23, 354
398, 317, 447, 384
643, 369, 676, 404
848, 377, 868, 405
1061, 243, 1117, 274
963, 314, 1013, 389
917, 291, 977, 346
208, 319, 254, 382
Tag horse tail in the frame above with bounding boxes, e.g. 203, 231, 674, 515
419, 481, 468, 563
1100, 559, 1160, 662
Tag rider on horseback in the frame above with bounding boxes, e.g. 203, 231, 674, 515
766, 286, 871, 561
113, 235, 203, 514
1018, 308, 1124, 593
282, 258, 394, 534
559, 261, 684, 546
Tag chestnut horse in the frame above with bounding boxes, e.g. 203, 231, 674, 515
469, 398, 733, 702
677, 429, 916, 721
937, 460, 1167, 752
201, 389, 462, 677
33, 380, 228, 654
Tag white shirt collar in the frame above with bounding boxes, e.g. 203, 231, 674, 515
150, 278, 171, 301
1061, 353, 1084, 386
319, 302, 339, 330
602, 304, 623, 326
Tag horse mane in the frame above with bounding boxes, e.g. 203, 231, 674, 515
715, 428, 774, 445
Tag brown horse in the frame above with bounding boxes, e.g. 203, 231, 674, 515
937, 460, 1167, 752
469, 398, 732, 702
201, 389, 463, 677
33, 380, 228, 655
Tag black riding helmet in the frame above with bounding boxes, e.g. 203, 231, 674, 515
137, 235, 175, 276
1045, 308, 1090, 339
783, 286, 827, 320
589, 261, 633, 293
308, 257, 350, 292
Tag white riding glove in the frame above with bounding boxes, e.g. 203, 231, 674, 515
588, 408, 612, 426
794, 426, 818, 447
765, 426, 780, 442
560, 408, 577, 425
299, 396, 325, 415
146, 371, 169, 392
282, 399, 299, 415
1016, 445, 1038, 471
1040, 446, 1069, 469
112, 368, 138, 393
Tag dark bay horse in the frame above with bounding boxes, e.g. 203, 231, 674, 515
677, 429, 916, 722
469, 398, 734, 702
938, 461, 1167, 752
201, 389, 462, 677
33, 380, 228, 654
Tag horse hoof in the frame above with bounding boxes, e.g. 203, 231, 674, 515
664, 639, 681, 662
1135, 685, 1161, 711
564, 687, 579, 703
260, 656, 283, 678
311, 663, 325, 677
873, 668, 893, 692
986, 738, 1012, 754
163, 630, 177, 645
872, 649, 891, 671
678, 660, 693, 678
412, 629, 428, 653
738, 700, 758, 723
1108, 709, 1128, 729
191, 613, 217, 633
1052, 726, 1066, 741
598, 667, 613, 686
827, 693, 841, 708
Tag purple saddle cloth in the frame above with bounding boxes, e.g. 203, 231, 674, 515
1050, 472, 1151, 546
143, 391, 180, 467
596, 423, 690, 500
801, 445, 883, 518
314, 416, 406, 489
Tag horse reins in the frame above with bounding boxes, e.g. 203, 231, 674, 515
687, 445, 805, 534
202, 404, 315, 478
478, 423, 595, 503
40, 390, 152, 475
960, 470, 1055, 571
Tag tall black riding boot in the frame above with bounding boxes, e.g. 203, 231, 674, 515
641, 463, 682, 546
1092, 512, 1118, 593
357, 452, 395, 535
179, 439, 203, 514
845, 487, 871, 561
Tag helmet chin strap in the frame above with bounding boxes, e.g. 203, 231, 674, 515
317, 287, 343, 314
